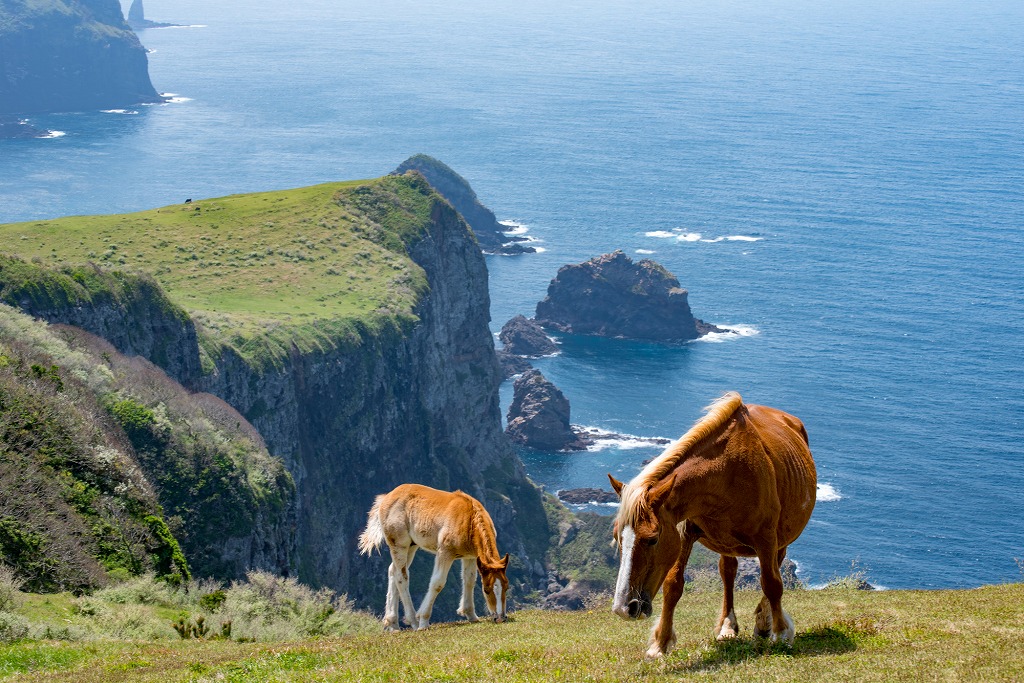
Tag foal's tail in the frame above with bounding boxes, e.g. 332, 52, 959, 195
357, 495, 385, 555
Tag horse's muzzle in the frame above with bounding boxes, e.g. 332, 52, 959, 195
626, 592, 653, 620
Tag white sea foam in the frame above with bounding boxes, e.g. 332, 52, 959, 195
816, 483, 842, 502
635, 249, 656, 255
101, 109, 138, 115
725, 235, 762, 242
694, 324, 760, 343
498, 220, 529, 235
40, 130, 66, 139
676, 232, 702, 242
575, 426, 670, 452
644, 230, 677, 238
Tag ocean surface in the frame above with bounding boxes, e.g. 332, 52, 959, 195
2, 0, 1022, 589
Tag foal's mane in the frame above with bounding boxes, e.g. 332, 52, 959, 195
615, 392, 744, 529
465, 494, 500, 562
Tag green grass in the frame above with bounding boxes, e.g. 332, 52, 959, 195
2, 584, 1022, 681
0, 177, 435, 363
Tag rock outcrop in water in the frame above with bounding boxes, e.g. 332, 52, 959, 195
499, 315, 558, 357
126, 0, 180, 30
393, 154, 535, 255
506, 369, 588, 451
535, 251, 725, 342
0, 0, 163, 114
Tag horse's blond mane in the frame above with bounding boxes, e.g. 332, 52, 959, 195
615, 392, 744, 529
466, 494, 501, 563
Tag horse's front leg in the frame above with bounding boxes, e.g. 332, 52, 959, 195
456, 557, 479, 622
416, 550, 455, 630
647, 531, 696, 658
715, 555, 739, 640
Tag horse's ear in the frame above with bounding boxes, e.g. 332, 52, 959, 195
500, 553, 510, 570
608, 474, 625, 498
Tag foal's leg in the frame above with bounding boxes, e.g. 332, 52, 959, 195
457, 557, 479, 622
715, 555, 739, 640
416, 550, 456, 630
755, 544, 794, 645
387, 544, 418, 628
647, 531, 697, 658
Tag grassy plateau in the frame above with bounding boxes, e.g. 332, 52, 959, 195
2, 582, 1022, 682
0, 176, 435, 367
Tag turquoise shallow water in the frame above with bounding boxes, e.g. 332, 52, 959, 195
1, 0, 1022, 588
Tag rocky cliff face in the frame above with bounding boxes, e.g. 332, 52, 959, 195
192, 192, 548, 608
2, 177, 553, 613
535, 251, 723, 342
0, 0, 163, 114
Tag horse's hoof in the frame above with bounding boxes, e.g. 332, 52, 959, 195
645, 644, 668, 658
716, 626, 738, 641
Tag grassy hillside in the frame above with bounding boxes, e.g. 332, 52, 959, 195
1, 582, 1021, 681
0, 176, 435, 369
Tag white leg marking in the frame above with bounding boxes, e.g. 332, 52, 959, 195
716, 609, 739, 640
770, 610, 796, 645
612, 527, 636, 619
493, 580, 505, 622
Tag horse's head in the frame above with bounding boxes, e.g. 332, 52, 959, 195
477, 553, 510, 622
608, 473, 681, 620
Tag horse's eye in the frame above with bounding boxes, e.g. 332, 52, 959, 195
646, 537, 658, 547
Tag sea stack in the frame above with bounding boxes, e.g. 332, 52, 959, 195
505, 369, 588, 451
534, 251, 724, 342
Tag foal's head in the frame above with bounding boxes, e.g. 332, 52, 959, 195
478, 553, 510, 622
608, 474, 681, 620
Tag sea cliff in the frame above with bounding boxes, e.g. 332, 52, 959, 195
0, 0, 162, 114
0, 173, 551, 611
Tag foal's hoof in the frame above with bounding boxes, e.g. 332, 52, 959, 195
716, 624, 739, 641
457, 608, 480, 623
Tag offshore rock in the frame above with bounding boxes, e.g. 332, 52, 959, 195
733, 558, 802, 590
499, 315, 558, 357
534, 250, 725, 342
392, 154, 535, 254
557, 488, 618, 505
506, 369, 588, 451
496, 349, 533, 379
0, 0, 164, 114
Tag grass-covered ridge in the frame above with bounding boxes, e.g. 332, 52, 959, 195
0, 174, 439, 368
0, 581, 1021, 681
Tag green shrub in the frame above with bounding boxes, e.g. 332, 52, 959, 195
0, 611, 29, 643
0, 563, 23, 611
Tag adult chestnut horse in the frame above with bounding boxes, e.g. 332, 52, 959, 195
609, 392, 816, 657
358, 483, 510, 630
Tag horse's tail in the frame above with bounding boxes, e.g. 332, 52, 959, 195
358, 495, 385, 555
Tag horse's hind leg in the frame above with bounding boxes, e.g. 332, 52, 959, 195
416, 550, 455, 630
715, 555, 739, 640
457, 557, 479, 622
755, 545, 794, 645
387, 544, 418, 629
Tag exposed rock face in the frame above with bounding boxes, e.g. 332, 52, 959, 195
506, 369, 588, 451
499, 315, 558, 357
534, 251, 724, 342
0, 258, 202, 387
392, 154, 534, 255
0, 0, 163, 114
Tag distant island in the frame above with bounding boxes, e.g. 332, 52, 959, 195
0, 0, 164, 118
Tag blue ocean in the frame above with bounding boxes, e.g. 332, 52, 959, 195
2, 0, 1021, 589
